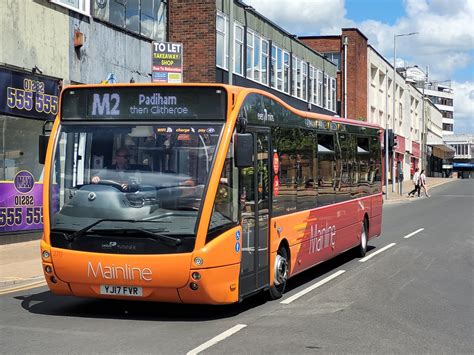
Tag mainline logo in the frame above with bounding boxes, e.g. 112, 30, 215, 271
87, 261, 152, 281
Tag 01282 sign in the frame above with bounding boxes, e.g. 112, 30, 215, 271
0, 68, 60, 120
0, 170, 44, 233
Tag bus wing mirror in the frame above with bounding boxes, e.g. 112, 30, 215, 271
38, 134, 49, 165
234, 133, 253, 168
38, 121, 53, 165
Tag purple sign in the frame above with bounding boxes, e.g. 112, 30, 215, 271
0, 170, 43, 233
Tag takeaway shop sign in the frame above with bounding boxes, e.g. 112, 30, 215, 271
152, 42, 183, 84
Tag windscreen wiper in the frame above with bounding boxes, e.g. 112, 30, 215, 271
63, 219, 181, 245
93, 228, 182, 246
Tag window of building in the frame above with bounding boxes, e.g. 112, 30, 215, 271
270, 45, 289, 94
51, 0, 90, 16
330, 77, 337, 112
216, 12, 228, 69
94, 0, 166, 40
0, 116, 44, 181
270, 46, 277, 88
234, 23, 244, 75
323, 52, 341, 70
246, 31, 254, 79
253, 33, 261, 81
324, 74, 329, 109
302, 62, 308, 101
283, 52, 290, 94
261, 40, 269, 85
246, 30, 268, 85
317, 70, 323, 107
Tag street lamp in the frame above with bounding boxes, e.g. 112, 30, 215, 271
392, 32, 418, 193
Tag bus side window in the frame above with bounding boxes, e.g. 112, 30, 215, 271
207, 141, 239, 242
317, 133, 336, 207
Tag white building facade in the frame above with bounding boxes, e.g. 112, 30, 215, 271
367, 46, 424, 180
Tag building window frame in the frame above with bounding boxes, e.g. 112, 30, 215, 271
234, 22, 244, 75
51, 0, 90, 16
216, 12, 228, 70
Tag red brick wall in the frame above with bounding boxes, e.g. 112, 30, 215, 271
301, 30, 368, 121
342, 29, 367, 121
300, 37, 340, 53
168, 0, 216, 83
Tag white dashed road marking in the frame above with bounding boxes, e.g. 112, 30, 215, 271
359, 243, 397, 263
280, 270, 346, 304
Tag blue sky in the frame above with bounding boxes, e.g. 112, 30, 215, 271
345, 0, 405, 25
245, 0, 474, 133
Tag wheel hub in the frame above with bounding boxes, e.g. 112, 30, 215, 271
274, 254, 288, 286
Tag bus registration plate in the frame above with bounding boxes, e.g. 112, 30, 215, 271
100, 285, 143, 297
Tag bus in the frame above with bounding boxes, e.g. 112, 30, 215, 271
39, 83, 383, 304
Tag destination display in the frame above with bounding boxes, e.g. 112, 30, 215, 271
61, 86, 227, 121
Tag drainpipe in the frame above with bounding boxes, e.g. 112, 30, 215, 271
343, 36, 348, 118
228, 0, 234, 84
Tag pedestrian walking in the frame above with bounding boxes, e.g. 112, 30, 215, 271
408, 168, 421, 197
419, 170, 430, 198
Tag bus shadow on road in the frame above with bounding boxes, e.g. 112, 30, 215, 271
15, 290, 268, 322
284, 245, 375, 294
15, 246, 372, 321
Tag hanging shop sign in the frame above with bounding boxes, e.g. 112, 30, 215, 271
152, 42, 183, 83
0, 67, 60, 120
0, 170, 44, 233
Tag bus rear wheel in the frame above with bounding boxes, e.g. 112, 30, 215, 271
357, 220, 368, 257
269, 247, 289, 300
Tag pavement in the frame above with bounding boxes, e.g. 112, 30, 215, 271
0, 177, 455, 294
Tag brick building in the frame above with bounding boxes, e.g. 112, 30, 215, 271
300, 29, 368, 121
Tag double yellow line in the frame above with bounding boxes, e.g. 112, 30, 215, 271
0, 279, 46, 295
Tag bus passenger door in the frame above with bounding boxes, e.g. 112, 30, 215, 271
239, 129, 270, 298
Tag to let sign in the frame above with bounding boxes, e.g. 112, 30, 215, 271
152, 42, 183, 83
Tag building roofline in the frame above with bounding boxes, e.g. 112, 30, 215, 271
341, 28, 369, 40
298, 35, 341, 40
235, 1, 336, 64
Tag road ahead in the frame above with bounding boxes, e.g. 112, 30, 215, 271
1, 180, 473, 354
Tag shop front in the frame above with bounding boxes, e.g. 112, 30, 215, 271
392, 134, 406, 183
427, 138, 455, 178
0, 66, 60, 243
411, 141, 420, 179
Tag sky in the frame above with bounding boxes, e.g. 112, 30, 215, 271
244, 0, 474, 134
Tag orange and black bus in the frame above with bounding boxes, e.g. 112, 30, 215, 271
39, 83, 383, 304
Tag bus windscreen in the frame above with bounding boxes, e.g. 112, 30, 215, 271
61, 86, 227, 121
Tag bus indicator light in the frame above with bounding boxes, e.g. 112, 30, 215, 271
192, 272, 201, 280
189, 282, 199, 290
45, 265, 53, 274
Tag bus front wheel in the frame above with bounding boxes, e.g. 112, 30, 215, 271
357, 220, 368, 257
269, 247, 289, 300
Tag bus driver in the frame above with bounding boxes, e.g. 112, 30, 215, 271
91, 147, 140, 190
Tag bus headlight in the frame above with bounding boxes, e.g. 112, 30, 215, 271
191, 272, 201, 280
42, 250, 50, 259
44, 265, 53, 274
193, 257, 203, 266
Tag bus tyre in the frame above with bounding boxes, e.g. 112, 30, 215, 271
269, 247, 289, 300
357, 221, 368, 257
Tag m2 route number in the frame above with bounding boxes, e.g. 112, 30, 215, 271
91, 93, 120, 116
